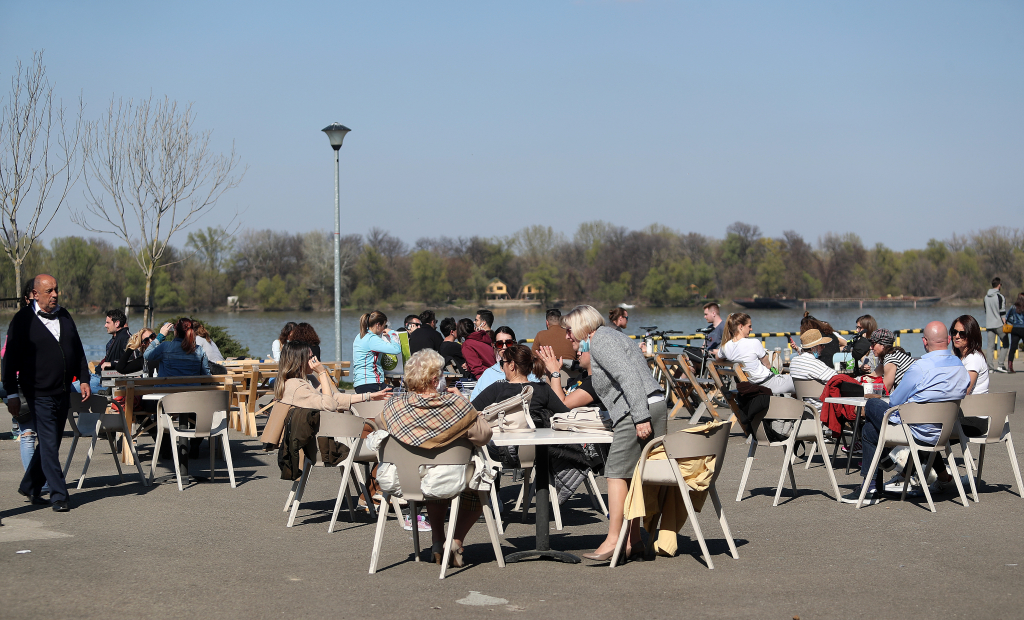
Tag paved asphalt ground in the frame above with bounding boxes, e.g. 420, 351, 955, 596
1, 374, 1022, 619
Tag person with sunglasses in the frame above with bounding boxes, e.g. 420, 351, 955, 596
114, 328, 157, 376
469, 327, 538, 399
949, 315, 988, 395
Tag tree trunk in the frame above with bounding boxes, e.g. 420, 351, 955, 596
143, 266, 154, 330
13, 261, 22, 302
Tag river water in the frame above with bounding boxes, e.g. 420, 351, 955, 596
73, 305, 986, 362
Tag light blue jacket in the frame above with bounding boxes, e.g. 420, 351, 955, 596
144, 335, 211, 384
352, 331, 402, 387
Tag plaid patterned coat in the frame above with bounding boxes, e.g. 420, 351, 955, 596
380, 392, 490, 449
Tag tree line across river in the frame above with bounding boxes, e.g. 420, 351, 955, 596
3, 222, 1021, 315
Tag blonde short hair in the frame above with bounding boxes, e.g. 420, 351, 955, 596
404, 349, 444, 392
561, 305, 605, 341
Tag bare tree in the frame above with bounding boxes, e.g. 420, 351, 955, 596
76, 95, 244, 327
0, 51, 84, 297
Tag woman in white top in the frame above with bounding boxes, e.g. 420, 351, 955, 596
270, 321, 296, 362
950, 315, 989, 394
717, 313, 794, 394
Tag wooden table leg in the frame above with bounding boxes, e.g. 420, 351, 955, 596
121, 387, 136, 465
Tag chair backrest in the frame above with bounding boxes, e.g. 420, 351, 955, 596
751, 396, 808, 444
351, 399, 389, 420
894, 401, 962, 448
317, 411, 367, 438
379, 437, 473, 502
792, 378, 826, 401
961, 392, 1016, 443
661, 422, 731, 485
158, 390, 230, 438
69, 395, 112, 436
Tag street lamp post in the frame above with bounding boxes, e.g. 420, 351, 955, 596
322, 122, 351, 364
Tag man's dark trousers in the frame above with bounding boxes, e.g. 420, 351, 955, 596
19, 393, 71, 503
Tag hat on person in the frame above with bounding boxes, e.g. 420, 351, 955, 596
799, 329, 832, 349
869, 328, 895, 347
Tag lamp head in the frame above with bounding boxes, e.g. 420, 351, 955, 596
322, 123, 351, 150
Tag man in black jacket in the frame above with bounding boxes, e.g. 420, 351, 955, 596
3, 274, 90, 512
408, 309, 444, 355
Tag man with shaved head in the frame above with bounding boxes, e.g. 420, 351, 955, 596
3, 274, 90, 512
852, 320, 969, 503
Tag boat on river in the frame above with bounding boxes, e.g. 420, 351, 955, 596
733, 296, 941, 310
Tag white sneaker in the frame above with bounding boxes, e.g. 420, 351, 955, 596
884, 474, 924, 497
994, 366, 1009, 374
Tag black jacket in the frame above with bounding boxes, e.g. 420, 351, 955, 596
104, 327, 131, 365
3, 305, 90, 398
408, 327, 443, 355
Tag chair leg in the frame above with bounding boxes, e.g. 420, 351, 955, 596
908, 447, 936, 512
479, 490, 506, 568
709, 487, 739, 559
588, 470, 610, 518
210, 436, 217, 482
608, 502, 631, 568
439, 496, 461, 579
735, 440, 757, 502
814, 424, 843, 502
1005, 435, 1024, 499
220, 433, 236, 488
409, 500, 421, 563
368, 495, 390, 574
678, 477, 713, 569
287, 460, 313, 526
329, 465, 356, 533
149, 422, 165, 485
549, 476, 563, 531
856, 426, 888, 509
284, 479, 301, 512
124, 428, 149, 487
846, 410, 862, 475
961, 443, 980, 502
78, 432, 100, 489
106, 429, 124, 480
945, 446, 969, 507
490, 484, 505, 536
63, 433, 80, 478
168, 429, 184, 491
773, 442, 796, 507
804, 441, 817, 470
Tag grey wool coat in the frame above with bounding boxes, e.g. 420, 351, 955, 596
589, 326, 663, 426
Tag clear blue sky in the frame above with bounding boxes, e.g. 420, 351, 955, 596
2, 0, 1021, 251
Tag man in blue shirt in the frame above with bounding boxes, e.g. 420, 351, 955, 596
855, 321, 969, 501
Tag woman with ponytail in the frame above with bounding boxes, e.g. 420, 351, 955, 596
717, 313, 794, 394
352, 310, 402, 394
144, 317, 211, 380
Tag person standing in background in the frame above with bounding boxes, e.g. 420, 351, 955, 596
530, 308, 576, 360
3, 274, 90, 512
985, 278, 1008, 372
609, 307, 629, 331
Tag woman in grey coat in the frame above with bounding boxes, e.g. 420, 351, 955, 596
561, 305, 667, 561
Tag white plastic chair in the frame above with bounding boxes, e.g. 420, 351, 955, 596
148, 391, 235, 491
856, 401, 969, 511
368, 437, 505, 579
65, 395, 149, 489
284, 411, 376, 528
610, 422, 737, 569
735, 396, 842, 506
958, 392, 1020, 502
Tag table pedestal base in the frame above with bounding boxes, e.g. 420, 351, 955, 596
504, 549, 581, 564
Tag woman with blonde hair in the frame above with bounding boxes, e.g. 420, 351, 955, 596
353, 311, 402, 394
561, 304, 666, 562
377, 349, 491, 566
718, 313, 794, 394
115, 328, 156, 375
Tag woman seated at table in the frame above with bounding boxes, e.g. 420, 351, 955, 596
270, 321, 296, 362
115, 328, 156, 376
867, 328, 915, 394
376, 349, 491, 567
471, 344, 568, 428
718, 313, 794, 394
144, 318, 211, 383
275, 341, 390, 410
950, 315, 988, 395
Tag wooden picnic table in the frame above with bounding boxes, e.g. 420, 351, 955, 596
111, 375, 239, 465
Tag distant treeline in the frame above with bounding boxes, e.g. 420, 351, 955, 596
3, 222, 1022, 312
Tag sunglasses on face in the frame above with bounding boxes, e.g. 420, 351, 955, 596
142, 335, 155, 343
951, 329, 967, 339
495, 340, 514, 349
